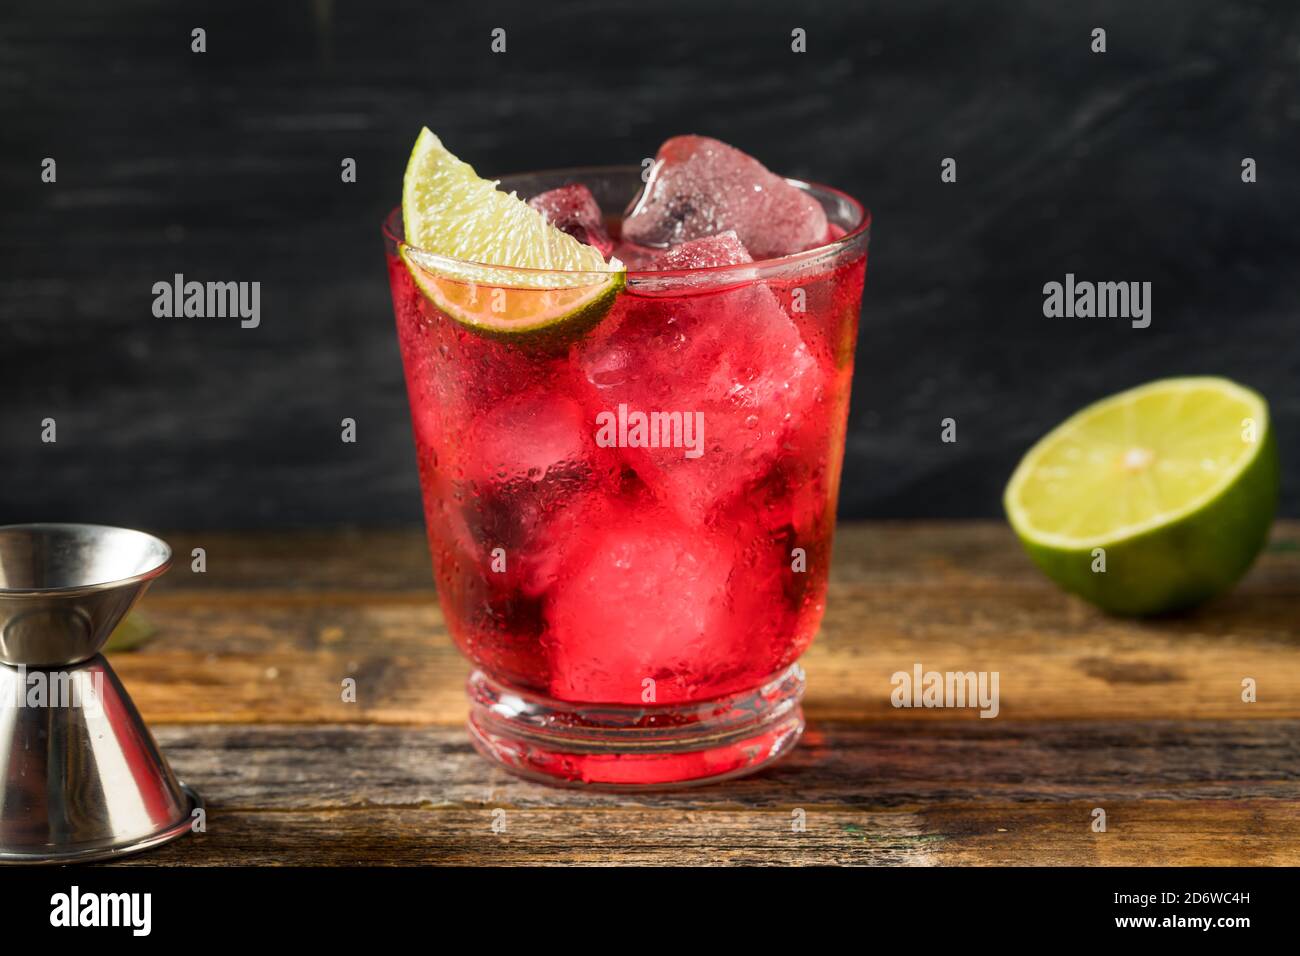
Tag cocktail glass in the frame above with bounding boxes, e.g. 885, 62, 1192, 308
385, 166, 869, 788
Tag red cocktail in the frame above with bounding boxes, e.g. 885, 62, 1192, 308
386, 136, 869, 787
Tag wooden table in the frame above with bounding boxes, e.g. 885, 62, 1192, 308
114, 522, 1300, 866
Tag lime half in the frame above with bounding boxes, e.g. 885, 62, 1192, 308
1004, 376, 1279, 615
401, 128, 623, 337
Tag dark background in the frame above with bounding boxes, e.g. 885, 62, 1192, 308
2, 0, 1297, 528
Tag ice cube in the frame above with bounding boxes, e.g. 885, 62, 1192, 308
576, 276, 823, 523
608, 240, 661, 272
622, 135, 829, 259
432, 536, 551, 690
514, 487, 620, 598
649, 230, 752, 270
443, 392, 621, 595
545, 502, 747, 704
527, 183, 614, 258
468, 391, 600, 487
611, 231, 752, 273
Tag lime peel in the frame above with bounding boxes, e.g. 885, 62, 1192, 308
1004, 376, 1279, 616
400, 128, 624, 336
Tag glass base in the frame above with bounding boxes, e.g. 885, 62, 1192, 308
467, 664, 806, 789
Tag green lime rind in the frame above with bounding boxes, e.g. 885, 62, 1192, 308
399, 128, 623, 344
1005, 381, 1279, 617
1014, 428, 1277, 615
400, 246, 624, 347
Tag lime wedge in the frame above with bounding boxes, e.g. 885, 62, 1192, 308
401, 128, 623, 336
1004, 376, 1279, 615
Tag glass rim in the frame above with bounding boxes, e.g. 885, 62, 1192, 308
382, 163, 871, 283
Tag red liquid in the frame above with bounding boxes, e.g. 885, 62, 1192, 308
389, 245, 865, 707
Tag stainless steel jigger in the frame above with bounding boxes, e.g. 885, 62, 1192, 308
0, 523, 202, 863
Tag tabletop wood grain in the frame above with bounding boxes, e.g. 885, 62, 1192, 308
111, 521, 1300, 866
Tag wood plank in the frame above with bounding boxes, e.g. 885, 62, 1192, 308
118, 523, 1300, 724
97, 721, 1298, 866
150, 721, 1300, 811
94, 518, 1300, 866
147, 530, 437, 595
117, 803, 1300, 867
144, 522, 1300, 593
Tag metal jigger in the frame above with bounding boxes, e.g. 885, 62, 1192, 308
0, 523, 202, 864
